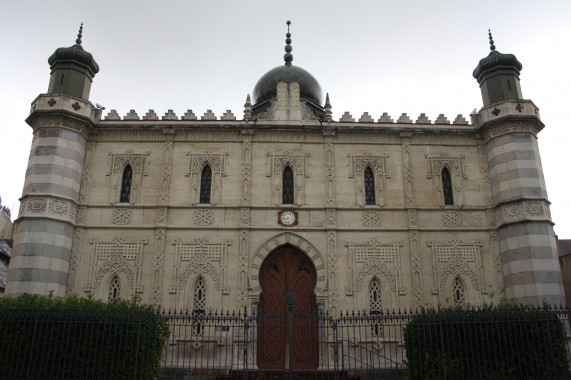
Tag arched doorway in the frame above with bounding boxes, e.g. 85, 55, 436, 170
257, 245, 318, 370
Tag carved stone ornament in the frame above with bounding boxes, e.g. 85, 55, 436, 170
348, 153, 390, 207
107, 150, 150, 204
186, 150, 228, 204
20, 197, 77, 225
491, 200, 551, 228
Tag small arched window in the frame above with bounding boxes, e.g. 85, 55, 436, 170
452, 276, 465, 304
108, 275, 121, 302
282, 166, 294, 204
369, 277, 383, 337
200, 165, 212, 204
442, 167, 454, 205
193, 277, 207, 336
365, 166, 376, 205
120, 165, 133, 203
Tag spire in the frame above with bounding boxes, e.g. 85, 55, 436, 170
76, 23, 83, 45
284, 20, 293, 66
488, 29, 495, 51
324, 93, 332, 122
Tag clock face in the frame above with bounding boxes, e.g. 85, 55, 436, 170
279, 210, 297, 226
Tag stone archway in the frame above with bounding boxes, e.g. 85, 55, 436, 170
257, 245, 318, 370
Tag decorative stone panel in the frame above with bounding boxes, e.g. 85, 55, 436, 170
107, 150, 150, 204
266, 151, 310, 206
348, 153, 390, 207
19, 196, 77, 224
426, 153, 467, 206
186, 150, 228, 205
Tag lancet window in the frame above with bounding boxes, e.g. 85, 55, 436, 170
364, 166, 376, 205
108, 275, 121, 301
282, 166, 294, 204
452, 276, 465, 304
369, 277, 383, 337
200, 165, 212, 204
192, 276, 207, 336
442, 167, 454, 205
120, 165, 133, 203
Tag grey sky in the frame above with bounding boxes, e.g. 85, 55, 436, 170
1, 0, 570, 237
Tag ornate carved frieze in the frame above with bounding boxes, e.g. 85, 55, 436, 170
327, 231, 338, 313
152, 229, 166, 306
426, 153, 467, 206
193, 209, 214, 225
409, 231, 423, 308
348, 152, 390, 207
362, 211, 382, 227
112, 208, 133, 225
266, 151, 310, 206
28, 114, 92, 138
171, 238, 230, 297
87, 238, 146, 295
186, 150, 228, 205
428, 240, 484, 299
481, 119, 543, 143
346, 240, 404, 297
239, 230, 249, 307
107, 150, 150, 204
19, 196, 77, 224
489, 200, 551, 228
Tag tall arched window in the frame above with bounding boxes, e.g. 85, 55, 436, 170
200, 165, 212, 204
192, 276, 207, 336
369, 277, 383, 337
442, 167, 454, 205
452, 276, 465, 304
108, 275, 121, 302
120, 165, 133, 203
365, 166, 376, 205
282, 166, 294, 204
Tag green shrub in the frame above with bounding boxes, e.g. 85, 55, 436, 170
403, 304, 570, 380
0, 293, 170, 380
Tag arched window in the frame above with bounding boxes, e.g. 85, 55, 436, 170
192, 276, 207, 336
365, 166, 376, 205
369, 277, 383, 337
120, 165, 133, 203
108, 275, 121, 302
282, 165, 294, 204
200, 165, 212, 204
442, 167, 454, 205
452, 276, 465, 304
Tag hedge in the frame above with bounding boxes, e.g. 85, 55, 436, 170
0, 293, 170, 380
403, 304, 570, 379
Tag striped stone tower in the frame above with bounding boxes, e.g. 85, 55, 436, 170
474, 31, 565, 305
6, 25, 99, 298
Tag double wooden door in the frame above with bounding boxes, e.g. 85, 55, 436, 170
257, 245, 318, 369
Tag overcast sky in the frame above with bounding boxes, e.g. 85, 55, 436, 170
1, 1, 570, 237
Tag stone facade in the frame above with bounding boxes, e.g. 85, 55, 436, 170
5, 28, 566, 310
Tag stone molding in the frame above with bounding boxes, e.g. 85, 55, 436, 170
27, 113, 92, 139
489, 200, 551, 228
481, 119, 543, 143
18, 196, 78, 225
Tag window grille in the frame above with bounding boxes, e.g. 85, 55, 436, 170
120, 165, 132, 203
452, 276, 465, 304
369, 277, 383, 337
200, 165, 212, 204
193, 277, 206, 336
282, 166, 294, 204
365, 166, 375, 205
442, 167, 454, 205
108, 275, 121, 301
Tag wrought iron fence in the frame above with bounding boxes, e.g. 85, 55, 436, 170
160, 305, 571, 379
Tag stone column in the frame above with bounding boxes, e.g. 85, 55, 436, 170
6, 94, 95, 298
481, 100, 565, 305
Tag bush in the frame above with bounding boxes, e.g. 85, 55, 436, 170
0, 293, 170, 380
403, 304, 570, 380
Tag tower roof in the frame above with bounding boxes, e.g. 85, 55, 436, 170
48, 24, 99, 74
473, 30, 521, 79
252, 21, 323, 105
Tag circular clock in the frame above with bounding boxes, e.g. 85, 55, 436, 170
278, 210, 298, 226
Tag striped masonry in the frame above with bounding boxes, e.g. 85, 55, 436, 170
6, 127, 86, 298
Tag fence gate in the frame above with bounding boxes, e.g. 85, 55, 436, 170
257, 245, 318, 370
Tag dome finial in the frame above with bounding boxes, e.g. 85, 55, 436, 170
284, 20, 293, 66
488, 29, 495, 52
76, 23, 83, 45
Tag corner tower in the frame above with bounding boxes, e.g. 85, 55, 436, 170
6, 25, 99, 298
474, 31, 565, 305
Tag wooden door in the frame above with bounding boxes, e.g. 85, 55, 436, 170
258, 245, 318, 370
